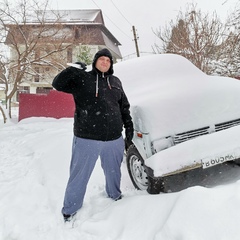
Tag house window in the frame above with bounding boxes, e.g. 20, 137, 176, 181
34, 67, 40, 82
36, 87, 52, 94
17, 86, 30, 101
67, 48, 72, 62
18, 86, 30, 93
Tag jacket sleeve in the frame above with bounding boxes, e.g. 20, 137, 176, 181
119, 84, 134, 131
121, 89, 134, 143
52, 67, 83, 94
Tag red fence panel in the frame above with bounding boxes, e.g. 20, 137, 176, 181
18, 90, 75, 121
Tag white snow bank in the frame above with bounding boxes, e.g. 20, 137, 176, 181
1, 117, 240, 240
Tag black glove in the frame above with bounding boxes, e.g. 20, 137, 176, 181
125, 127, 133, 142
125, 127, 133, 150
74, 62, 87, 70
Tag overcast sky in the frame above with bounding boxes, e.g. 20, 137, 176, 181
50, 0, 238, 59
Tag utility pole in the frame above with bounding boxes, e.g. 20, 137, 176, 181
132, 26, 140, 57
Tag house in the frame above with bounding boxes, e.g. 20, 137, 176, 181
4, 9, 122, 100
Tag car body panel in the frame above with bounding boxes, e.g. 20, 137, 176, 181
114, 54, 240, 177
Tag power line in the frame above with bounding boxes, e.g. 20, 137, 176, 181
91, 0, 132, 39
110, 0, 132, 26
91, 0, 140, 56
222, 0, 229, 5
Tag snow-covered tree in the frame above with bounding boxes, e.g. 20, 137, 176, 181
76, 45, 93, 66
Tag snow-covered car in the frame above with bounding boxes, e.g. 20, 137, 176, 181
114, 54, 240, 193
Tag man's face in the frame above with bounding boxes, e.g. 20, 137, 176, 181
95, 56, 111, 73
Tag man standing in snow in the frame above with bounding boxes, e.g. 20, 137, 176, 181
52, 48, 133, 222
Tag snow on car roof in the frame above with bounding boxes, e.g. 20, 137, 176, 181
114, 54, 240, 141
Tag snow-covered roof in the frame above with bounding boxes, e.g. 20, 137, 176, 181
115, 54, 240, 140
35, 9, 104, 24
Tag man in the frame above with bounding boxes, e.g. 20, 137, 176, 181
52, 48, 133, 222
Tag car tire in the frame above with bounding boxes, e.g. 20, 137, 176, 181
126, 145, 148, 190
234, 158, 240, 166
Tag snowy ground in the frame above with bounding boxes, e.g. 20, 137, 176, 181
1, 111, 240, 240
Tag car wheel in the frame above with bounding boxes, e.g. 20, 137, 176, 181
126, 145, 148, 190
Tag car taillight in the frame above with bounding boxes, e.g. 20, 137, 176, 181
137, 132, 143, 138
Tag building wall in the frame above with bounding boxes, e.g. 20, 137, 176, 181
7, 23, 121, 102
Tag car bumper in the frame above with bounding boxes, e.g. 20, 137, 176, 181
145, 125, 240, 178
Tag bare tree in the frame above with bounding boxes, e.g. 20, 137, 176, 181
0, 0, 77, 122
215, 2, 240, 77
152, 4, 225, 75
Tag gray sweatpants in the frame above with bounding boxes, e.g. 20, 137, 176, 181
62, 136, 125, 215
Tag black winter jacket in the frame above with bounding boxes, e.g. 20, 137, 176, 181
52, 67, 133, 141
